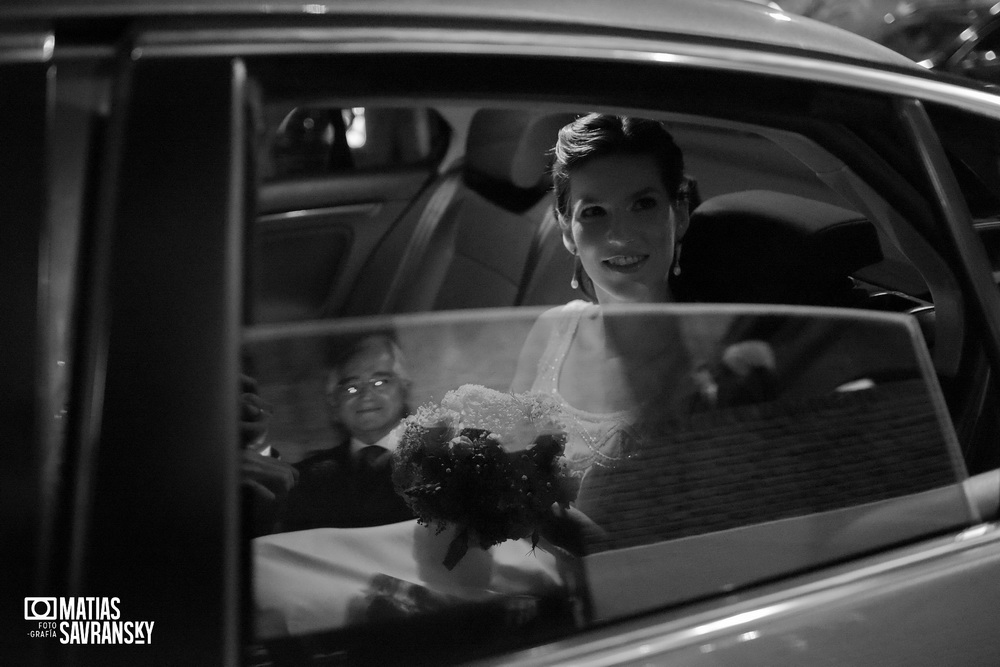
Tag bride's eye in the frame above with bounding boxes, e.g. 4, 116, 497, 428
579, 205, 607, 220
631, 196, 658, 212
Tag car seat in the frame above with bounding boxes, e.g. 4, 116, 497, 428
675, 189, 937, 352
343, 109, 576, 315
675, 190, 884, 306
518, 188, 884, 310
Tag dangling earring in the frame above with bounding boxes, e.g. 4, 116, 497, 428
570, 255, 581, 290
671, 241, 683, 277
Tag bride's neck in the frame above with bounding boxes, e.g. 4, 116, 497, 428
580, 307, 683, 363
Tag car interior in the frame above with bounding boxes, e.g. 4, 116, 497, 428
244, 99, 972, 449
250, 104, 939, 323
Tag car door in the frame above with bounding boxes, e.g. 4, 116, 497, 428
22, 50, 245, 666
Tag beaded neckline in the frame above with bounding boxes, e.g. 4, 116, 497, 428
530, 301, 635, 470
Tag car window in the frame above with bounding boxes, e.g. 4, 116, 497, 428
261, 105, 450, 181
240, 54, 990, 659
928, 101, 1000, 221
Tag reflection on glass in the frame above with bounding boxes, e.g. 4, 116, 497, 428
345, 107, 366, 149
243, 306, 970, 661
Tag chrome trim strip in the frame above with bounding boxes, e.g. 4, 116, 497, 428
129, 27, 1000, 120
974, 219, 1000, 231
0, 30, 53, 63
256, 203, 382, 223
243, 302, 923, 343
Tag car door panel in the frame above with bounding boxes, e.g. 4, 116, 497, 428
253, 168, 430, 323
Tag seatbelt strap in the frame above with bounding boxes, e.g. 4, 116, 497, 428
380, 171, 463, 313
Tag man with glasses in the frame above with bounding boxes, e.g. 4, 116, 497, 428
279, 334, 415, 531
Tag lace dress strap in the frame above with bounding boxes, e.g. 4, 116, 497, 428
528, 301, 633, 472
530, 300, 589, 395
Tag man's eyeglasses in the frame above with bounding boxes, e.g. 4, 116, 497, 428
332, 374, 399, 401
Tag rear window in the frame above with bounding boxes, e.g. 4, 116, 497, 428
261, 105, 451, 181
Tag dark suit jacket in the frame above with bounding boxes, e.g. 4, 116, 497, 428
280, 443, 414, 531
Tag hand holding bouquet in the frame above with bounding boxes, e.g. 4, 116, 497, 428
391, 385, 580, 569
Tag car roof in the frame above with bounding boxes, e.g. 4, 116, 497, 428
4, 0, 919, 69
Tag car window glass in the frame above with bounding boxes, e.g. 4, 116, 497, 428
927, 101, 1000, 219
240, 58, 984, 662
261, 105, 450, 181
244, 307, 969, 660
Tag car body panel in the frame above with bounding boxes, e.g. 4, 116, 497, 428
61, 14, 1000, 129
479, 524, 1000, 666
5, 0, 916, 66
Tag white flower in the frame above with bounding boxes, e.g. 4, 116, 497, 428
435, 384, 564, 450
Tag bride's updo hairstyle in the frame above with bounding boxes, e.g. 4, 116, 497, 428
551, 113, 687, 222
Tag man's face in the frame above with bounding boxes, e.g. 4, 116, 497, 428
332, 343, 406, 444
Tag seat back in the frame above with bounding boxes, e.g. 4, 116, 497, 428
675, 190, 884, 306
343, 109, 575, 315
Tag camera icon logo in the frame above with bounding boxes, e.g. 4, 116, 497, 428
25, 597, 57, 621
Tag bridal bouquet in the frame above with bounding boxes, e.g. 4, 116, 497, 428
391, 384, 580, 569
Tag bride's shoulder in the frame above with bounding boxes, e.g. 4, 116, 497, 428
529, 299, 591, 338
511, 300, 592, 392
540, 299, 592, 320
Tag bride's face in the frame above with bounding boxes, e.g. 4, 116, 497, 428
562, 152, 688, 304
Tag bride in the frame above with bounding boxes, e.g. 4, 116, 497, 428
511, 113, 698, 473
253, 114, 703, 641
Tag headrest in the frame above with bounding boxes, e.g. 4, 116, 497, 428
677, 190, 883, 305
465, 110, 576, 191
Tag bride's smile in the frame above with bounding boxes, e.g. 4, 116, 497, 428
603, 254, 649, 272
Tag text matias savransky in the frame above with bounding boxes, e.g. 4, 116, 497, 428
25, 597, 155, 645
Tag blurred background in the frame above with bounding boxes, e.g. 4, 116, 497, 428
780, 0, 1000, 85
780, 0, 915, 40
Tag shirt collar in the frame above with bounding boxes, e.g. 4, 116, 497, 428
348, 422, 403, 458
